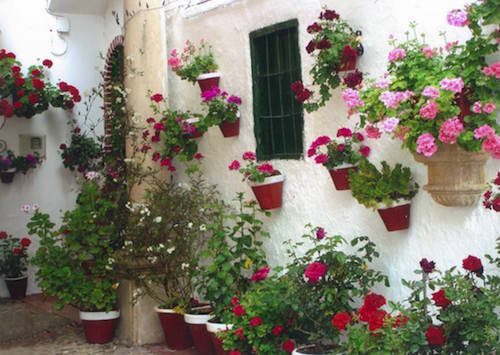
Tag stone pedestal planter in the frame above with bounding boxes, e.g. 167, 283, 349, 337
249, 174, 284, 210
5, 275, 27, 299
80, 310, 120, 344
377, 201, 411, 232
413, 144, 489, 207
328, 165, 357, 190
197, 72, 221, 92
155, 307, 192, 350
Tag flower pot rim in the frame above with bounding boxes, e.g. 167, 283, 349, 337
248, 173, 285, 187
197, 72, 221, 80
155, 306, 181, 314
4, 275, 28, 281
2, 168, 16, 173
79, 310, 120, 321
377, 200, 411, 210
184, 312, 213, 324
186, 117, 200, 124
329, 163, 357, 170
206, 319, 233, 333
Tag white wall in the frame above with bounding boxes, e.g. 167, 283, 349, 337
0, 0, 123, 297
165, 0, 500, 302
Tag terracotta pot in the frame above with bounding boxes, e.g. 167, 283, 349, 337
219, 112, 240, 138
197, 72, 221, 92
413, 144, 489, 206
184, 312, 215, 355
80, 310, 120, 344
0, 169, 16, 184
155, 307, 193, 350
328, 165, 357, 190
206, 320, 232, 355
186, 117, 204, 139
249, 174, 285, 210
5, 275, 27, 299
377, 202, 411, 232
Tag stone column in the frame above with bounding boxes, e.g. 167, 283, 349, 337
117, 0, 168, 345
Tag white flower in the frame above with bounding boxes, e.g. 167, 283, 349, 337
158, 243, 165, 249
181, 263, 190, 270
84, 171, 99, 181
108, 258, 115, 264
199, 208, 205, 213
105, 265, 113, 271
32, 203, 40, 211
147, 256, 158, 264
199, 224, 206, 232
124, 240, 132, 247
115, 97, 122, 104
146, 246, 153, 253
154, 216, 162, 223
187, 222, 193, 229
20, 204, 31, 213
167, 246, 176, 254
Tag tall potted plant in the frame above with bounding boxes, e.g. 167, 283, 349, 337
168, 40, 220, 92
229, 152, 284, 210
29, 178, 120, 344
349, 159, 419, 231
201, 86, 242, 138
308, 128, 370, 190
0, 230, 31, 299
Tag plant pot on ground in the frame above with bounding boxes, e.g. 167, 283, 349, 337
0, 231, 31, 299
206, 318, 232, 355
155, 307, 193, 350
349, 158, 418, 232
80, 310, 120, 344
184, 306, 215, 355
4, 275, 28, 299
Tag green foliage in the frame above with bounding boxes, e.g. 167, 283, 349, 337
59, 131, 102, 172
349, 158, 419, 210
169, 40, 218, 84
202, 88, 241, 126
29, 181, 119, 311
0, 232, 30, 278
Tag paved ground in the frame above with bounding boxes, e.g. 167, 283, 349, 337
0, 296, 197, 355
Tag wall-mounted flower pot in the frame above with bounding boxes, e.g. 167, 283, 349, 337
219, 112, 240, 138
184, 309, 215, 355
377, 201, 411, 232
206, 319, 232, 355
80, 310, 120, 344
197, 72, 221, 92
413, 144, 489, 206
328, 165, 357, 190
249, 174, 285, 210
186, 117, 204, 139
0, 169, 16, 184
4, 275, 27, 299
156, 307, 193, 350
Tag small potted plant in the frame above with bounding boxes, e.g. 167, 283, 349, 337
29, 178, 120, 344
349, 159, 419, 231
168, 40, 220, 92
0, 154, 15, 183
308, 128, 370, 190
59, 127, 102, 174
483, 171, 500, 212
291, 8, 362, 112
201, 86, 242, 138
0, 230, 31, 299
229, 151, 284, 210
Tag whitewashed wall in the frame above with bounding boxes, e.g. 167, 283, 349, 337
165, 0, 500, 301
0, 0, 123, 297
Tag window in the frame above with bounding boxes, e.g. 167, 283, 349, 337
250, 19, 303, 160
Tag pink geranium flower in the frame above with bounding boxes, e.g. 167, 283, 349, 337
242, 151, 256, 161
447, 9, 468, 27
257, 163, 274, 174
416, 133, 438, 157
251, 266, 270, 282
422, 86, 440, 99
439, 78, 464, 93
483, 102, 496, 114
304, 262, 327, 283
365, 124, 382, 139
388, 48, 406, 62
228, 160, 241, 170
419, 101, 439, 120
379, 117, 399, 133
438, 117, 463, 144
472, 101, 482, 114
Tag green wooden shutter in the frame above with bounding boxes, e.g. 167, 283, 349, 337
250, 19, 303, 160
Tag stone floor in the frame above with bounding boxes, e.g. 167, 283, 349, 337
0, 295, 197, 355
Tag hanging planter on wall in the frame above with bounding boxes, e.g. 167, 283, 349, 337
413, 144, 489, 207
197, 72, 221, 93
186, 117, 204, 139
219, 110, 240, 138
0, 168, 16, 184
377, 201, 411, 232
249, 173, 285, 210
328, 165, 358, 190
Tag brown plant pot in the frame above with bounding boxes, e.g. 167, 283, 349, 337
0, 170, 16, 184
156, 307, 193, 350
413, 144, 489, 207
219, 118, 240, 138
377, 203, 411, 232
5, 276, 28, 299
80, 310, 120, 344
328, 165, 357, 190
206, 319, 232, 355
249, 174, 285, 210
184, 308, 215, 355
197, 72, 221, 92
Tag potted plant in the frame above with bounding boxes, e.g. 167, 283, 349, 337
349, 159, 419, 231
59, 127, 102, 174
168, 40, 220, 92
196, 193, 268, 355
0, 230, 31, 299
0, 150, 41, 183
0, 154, 15, 183
201, 86, 242, 138
29, 179, 120, 344
291, 8, 363, 112
483, 171, 500, 212
229, 151, 284, 210
348, 4, 499, 206
308, 128, 370, 190
120, 173, 220, 351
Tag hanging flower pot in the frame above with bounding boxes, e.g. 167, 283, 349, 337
413, 144, 489, 207
377, 201, 411, 232
184, 307, 215, 355
0, 169, 16, 184
197, 72, 221, 93
155, 307, 193, 350
219, 112, 240, 138
249, 173, 285, 210
328, 165, 358, 190
79, 310, 120, 344
4, 275, 28, 299
186, 117, 204, 139
206, 319, 232, 355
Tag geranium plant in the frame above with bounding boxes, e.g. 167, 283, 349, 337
0, 150, 41, 174
349, 158, 419, 209
0, 49, 80, 119
59, 127, 102, 173
168, 40, 218, 84
201, 86, 242, 126
229, 151, 278, 183
0, 231, 31, 278
483, 171, 500, 211
292, 8, 362, 112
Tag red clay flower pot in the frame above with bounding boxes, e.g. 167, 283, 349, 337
80, 310, 120, 344
377, 202, 411, 232
328, 165, 357, 190
186, 117, 204, 139
219, 115, 240, 138
5, 276, 27, 299
197, 72, 221, 92
156, 307, 193, 350
249, 174, 285, 210
206, 320, 232, 355
0, 169, 16, 184
184, 311, 215, 355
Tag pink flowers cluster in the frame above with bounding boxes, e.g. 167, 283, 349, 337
438, 117, 463, 144
482, 62, 500, 79
201, 86, 221, 102
419, 101, 439, 120
439, 78, 464, 93
474, 125, 500, 159
472, 101, 496, 114
388, 48, 406, 62
341, 88, 364, 111
416, 133, 438, 157
167, 48, 181, 71
375, 77, 391, 89
422, 86, 440, 99
304, 262, 327, 283
229, 151, 276, 180
379, 90, 413, 109
307, 135, 331, 159
422, 47, 436, 59
447, 9, 468, 27
379, 117, 399, 133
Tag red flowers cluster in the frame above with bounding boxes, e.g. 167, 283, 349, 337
0, 231, 7, 239
462, 255, 483, 275
151, 93, 164, 103
332, 311, 352, 331
358, 293, 388, 332
304, 261, 327, 283
419, 258, 435, 273
343, 69, 363, 89
290, 80, 312, 103
483, 171, 500, 212
319, 9, 340, 21
432, 288, 451, 308
251, 266, 270, 282
426, 325, 446, 346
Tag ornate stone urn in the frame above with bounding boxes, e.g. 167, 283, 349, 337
413, 144, 489, 207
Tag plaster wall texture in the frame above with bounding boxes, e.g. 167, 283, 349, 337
0, 0, 123, 297
165, 0, 500, 302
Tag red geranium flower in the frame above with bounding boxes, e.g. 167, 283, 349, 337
316, 38, 332, 50
426, 325, 445, 346
306, 22, 322, 34
29, 93, 40, 105
151, 93, 163, 102
32, 78, 45, 90
231, 297, 239, 306
31, 69, 41, 77
320, 9, 340, 20
337, 127, 353, 138
462, 255, 482, 274
304, 262, 327, 283
11, 65, 21, 74
332, 312, 351, 331
249, 316, 262, 327
229, 352, 241, 355
146, 117, 155, 124
296, 88, 312, 103
59, 81, 69, 91
282, 339, 294, 353
59, 144, 67, 150
432, 289, 451, 308
14, 77, 25, 87
272, 325, 284, 336
0, 231, 7, 239
12, 247, 22, 255
359, 145, 371, 157
392, 313, 409, 328
233, 305, 246, 316
152, 152, 161, 161
65, 100, 75, 109
13, 101, 23, 110
251, 266, 270, 282
234, 327, 244, 340
419, 258, 435, 273
42, 59, 53, 68
16, 89, 25, 98
20, 238, 31, 248
306, 40, 316, 54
